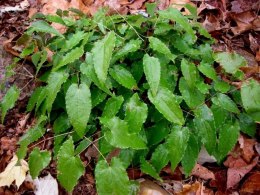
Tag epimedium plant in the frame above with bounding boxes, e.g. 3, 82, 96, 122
1, 3, 260, 194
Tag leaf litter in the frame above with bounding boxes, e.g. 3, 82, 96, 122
0, 0, 259, 194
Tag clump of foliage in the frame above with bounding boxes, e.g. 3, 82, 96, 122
1, 3, 260, 194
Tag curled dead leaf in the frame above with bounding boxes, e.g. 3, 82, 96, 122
238, 135, 256, 163
0, 155, 29, 188
191, 164, 215, 180
227, 156, 258, 189
139, 179, 169, 195
240, 172, 260, 194
230, 11, 260, 35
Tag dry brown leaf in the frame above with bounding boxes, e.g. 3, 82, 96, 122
256, 49, 260, 62
226, 156, 258, 189
230, 11, 259, 35
231, 0, 260, 13
249, 33, 259, 53
224, 155, 247, 168
104, 0, 128, 15
128, 0, 146, 10
0, 137, 17, 151
235, 48, 258, 67
170, 0, 195, 15
177, 181, 214, 195
139, 179, 169, 195
238, 135, 256, 163
157, 0, 170, 10
240, 172, 260, 194
202, 14, 221, 32
209, 170, 227, 192
191, 164, 215, 180
0, 155, 29, 188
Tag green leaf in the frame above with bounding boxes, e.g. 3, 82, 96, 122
57, 137, 84, 192
181, 134, 199, 176
211, 104, 229, 130
146, 121, 170, 146
1, 86, 20, 123
160, 63, 177, 91
181, 59, 198, 86
36, 50, 48, 74
143, 54, 161, 96
195, 118, 216, 155
102, 96, 124, 118
159, 8, 196, 41
148, 87, 184, 125
194, 105, 216, 155
80, 61, 112, 95
31, 52, 41, 67
146, 3, 157, 17
198, 62, 217, 80
214, 52, 247, 74
95, 157, 131, 195
119, 149, 135, 168
20, 43, 35, 58
100, 117, 147, 149
53, 113, 71, 156
109, 65, 137, 90
214, 80, 230, 93
212, 93, 240, 114
148, 37, 176, 62
17, 116, 47, 159
125, 93, 148, 133
241, 79, 260, 122
196, 80, 210, 94
166, 126, 190, 171
93, 31, 116, 84
66, 84, 92, 137
91, 88, 107, 108
140, 158, 162, 181
239, 113, 256, 137
27, 87, 44, 112
55, 46, 84, 70
179, 77, 205, 109
29, 148, 51, 179
112, 39, 142, 63
151, 144, 169, 171
215, 120, 240, 162
61, 31, 87, 52
75, 139, 91, 155
46, 70, 69, 113
36, 89, 48, 113
28, 20, 64, 37
45, 15, 65, 25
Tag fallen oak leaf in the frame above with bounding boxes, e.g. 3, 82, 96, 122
224, 155, 247, 168
128, 0, 146, 10
240, 172, 260, 194
191, 164, 215, 180
238, 135, 256, 163
227, 156, 258, 189
0, 155, 29, 188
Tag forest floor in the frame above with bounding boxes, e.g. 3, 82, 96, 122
0, 0, 260, 194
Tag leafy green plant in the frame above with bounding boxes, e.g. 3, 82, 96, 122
1, 4, 259, 193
